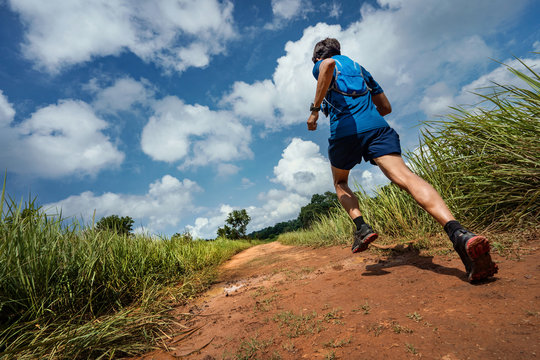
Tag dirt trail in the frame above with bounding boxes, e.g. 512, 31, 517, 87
138, 238, 540, 360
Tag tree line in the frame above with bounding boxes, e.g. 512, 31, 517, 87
248, 191, 339, 240
94, 191, 338, 241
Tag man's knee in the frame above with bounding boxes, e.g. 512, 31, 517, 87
333, 179, 348, 189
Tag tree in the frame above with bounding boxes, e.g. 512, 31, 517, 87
248, 219, 301, 240
217, 209, 251, 239
3, 199, 42, 228
298, 191, 339, 228
171, 230, 193, 243
96, 215, 134, 235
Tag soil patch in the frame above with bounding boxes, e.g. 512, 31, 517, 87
136, 238, 540, 359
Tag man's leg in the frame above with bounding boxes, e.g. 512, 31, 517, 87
372, 154, 454, 225
331, 166, 361, 219
373, 153, 497, 282
331, 165, 378, 252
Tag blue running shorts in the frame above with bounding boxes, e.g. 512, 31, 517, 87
328, 127, 401, 170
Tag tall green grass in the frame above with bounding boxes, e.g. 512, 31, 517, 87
0, 191, 253, 359
417, 60, 539, 229
280, 59, 539, 246
278, 209, 353, 247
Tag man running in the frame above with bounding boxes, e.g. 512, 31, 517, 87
307, 38, 497, 282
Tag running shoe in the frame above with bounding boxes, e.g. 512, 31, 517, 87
452, 229, 498, 282
352, 223, 378, 253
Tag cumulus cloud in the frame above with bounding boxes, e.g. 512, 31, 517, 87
272, 137, 333, 196
0, 92, 124, 178
429, 56, 540, 114
271, 0, 303, 20
222, 0, 529, 129
247, 189, 309, 231
9, 0, 236, 73
358, 168, 390, 193
221, 79, 278, 124
241, 177, 255, 189
185, 137, 332, 237
217, 163, 240, 177
419, 82, 455, 117
185, 204, 233, 239
91, 77, 154, 113
223, 23, 340, 129
458, 57, 540, 96
187, 189, 310, 239
0, 90, 15, 126
46, 175, 201, 233
264, 0, 308, 30
141, 96, 252, 168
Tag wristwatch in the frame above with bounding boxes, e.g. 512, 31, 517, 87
310, 103, 321, 112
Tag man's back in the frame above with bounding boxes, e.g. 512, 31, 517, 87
312, 55, 388, 139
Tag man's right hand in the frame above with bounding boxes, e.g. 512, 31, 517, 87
307, 112, 319, 131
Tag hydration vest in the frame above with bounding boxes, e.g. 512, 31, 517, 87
329, 55, 371, 98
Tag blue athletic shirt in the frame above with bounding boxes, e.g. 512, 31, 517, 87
313, 55, 389, 139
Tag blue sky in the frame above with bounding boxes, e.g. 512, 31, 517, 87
1, 0, 539, 238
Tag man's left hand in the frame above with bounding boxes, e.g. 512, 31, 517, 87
307, 112, 319, 131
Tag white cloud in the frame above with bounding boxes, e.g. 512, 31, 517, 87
221, 79, 277, 125
216, 163, 240, 177
0, 94, 124, 178
223, 22, 342, 128
272, 137, 332, 196
9, 0, 236, 73
248, 189, 309, 231
241, 177, 255, 189
419, 82, 455, 117
222, 0, 530, 129
0, 90, 15, 127
186, 204, 232, 239
175, 42, 211, 70
460, 57, 540, 95
271, 0, 303, 20
46, 175, 201, 234
436, 56, 540, 112
187, 188, 311, 238
188, 188, 310, 238
141, 96, 252, 168
92, 77, 153, 113
358, 168, 390, 192
328, 2, 341, 18
185, 137, 331, 237
264, 0, 309, 30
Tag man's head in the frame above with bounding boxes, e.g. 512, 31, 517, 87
312, 38, 341, 63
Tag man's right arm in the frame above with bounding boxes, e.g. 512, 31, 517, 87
372, 92, 392, 116
308, 58, 335, 131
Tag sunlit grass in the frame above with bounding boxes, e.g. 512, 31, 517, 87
0, 191, 253, 359
278, 209, 352, 247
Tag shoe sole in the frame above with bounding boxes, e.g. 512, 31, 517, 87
352, 233, 378, 253
465, 235, 498, 282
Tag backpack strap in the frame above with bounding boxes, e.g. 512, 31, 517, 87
329, 59, 372, 98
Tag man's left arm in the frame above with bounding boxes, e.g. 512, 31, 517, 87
372, 93, 392, 116
362, 66, 392, 116
308, 58, 335, 131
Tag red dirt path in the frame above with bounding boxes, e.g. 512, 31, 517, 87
137, 238, 540, 360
